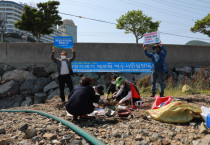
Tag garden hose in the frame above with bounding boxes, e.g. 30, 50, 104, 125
0, 110, 106, 145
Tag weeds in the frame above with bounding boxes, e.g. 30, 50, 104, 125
137, 66, 210, 97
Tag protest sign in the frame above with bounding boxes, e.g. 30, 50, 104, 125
144, 31, 160, 45
54, 36, 73, 49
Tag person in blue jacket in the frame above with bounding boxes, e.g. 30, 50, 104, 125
143, 41, 167, 97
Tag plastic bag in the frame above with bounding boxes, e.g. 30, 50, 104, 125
151, 96, 172, 109
201, 106, 210, 122
146, 101, 202, 123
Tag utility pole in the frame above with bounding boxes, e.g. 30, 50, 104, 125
0, 13, 7, 42
22, 31, 28, 42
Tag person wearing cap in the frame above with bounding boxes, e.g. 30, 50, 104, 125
51, 46, 76, 103
105, 75, 118, 100
66, 77, 99, 120
143, 41, 167, 97
114, 77, 140, 105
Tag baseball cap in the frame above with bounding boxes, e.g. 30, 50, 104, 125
116, 77, 125, 87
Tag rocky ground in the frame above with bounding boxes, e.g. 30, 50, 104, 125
0, 94, 210, 145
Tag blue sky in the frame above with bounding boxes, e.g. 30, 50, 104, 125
14, 0, 210, 44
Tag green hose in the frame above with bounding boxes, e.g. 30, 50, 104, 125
0, 110, 106, 145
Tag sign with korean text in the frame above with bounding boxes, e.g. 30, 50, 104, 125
72, 61, 152, 73
54, 36, 73, 49
144, 31, 160, 45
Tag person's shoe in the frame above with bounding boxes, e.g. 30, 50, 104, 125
73, 115, 78, 121
160, 92, 164, 97
150, 92, 155, 97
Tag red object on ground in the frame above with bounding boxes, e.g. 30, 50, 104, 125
131, 105, 136, 109
80, 114, 88, 118
151, 96, 172, 110
117, 109, 131, 117
130, 83, 141, 99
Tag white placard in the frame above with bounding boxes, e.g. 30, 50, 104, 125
144, 31, 160, 45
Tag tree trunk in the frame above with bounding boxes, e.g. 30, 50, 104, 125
135, 37, 138, 44
36, 35, 40, 43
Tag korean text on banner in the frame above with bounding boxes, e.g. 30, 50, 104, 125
54, 36, 73, 49
72, 61, 152, 73
144, 31, 160, 45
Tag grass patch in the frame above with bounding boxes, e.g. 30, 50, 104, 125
137, 67, 210, 97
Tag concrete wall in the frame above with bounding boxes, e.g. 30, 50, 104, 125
0, 43, 210, 67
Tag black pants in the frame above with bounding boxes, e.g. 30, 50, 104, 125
58, 74, 73, 102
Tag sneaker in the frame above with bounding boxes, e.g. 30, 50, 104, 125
160, 93, 164, 97
150, 93, 155, 97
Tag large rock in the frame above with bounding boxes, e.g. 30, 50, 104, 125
0, 80, 20, 99
20, 78, 50, 95
175, 66, 192, 75
34, 93, 47, 104
32, 67, 49, 78
168, 71, 178, 80
1, 64, 16, 72
72, 76, 81, 86
83, 72, 99, 79
120, 73, 135, 83
0, 67, 4, 77
182, 84, 192, 93
100, 73, 118, 86
47, 88, 60, 100
134, 73, 151, 82
0, 95, 24, 109
15, 64, 31, 71
21, 97, 33, 106
2, 69, 30, 82
178, 74, 184, 84
43, 81, 59, 93
194, 68, 201, 73
45, 63, 57, 74
50, 72, 58, 80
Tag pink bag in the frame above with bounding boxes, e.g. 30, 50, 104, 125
151, 96, 172, 109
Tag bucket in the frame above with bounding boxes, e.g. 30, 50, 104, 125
135, 101, 144, 108
207, 114, 210, 128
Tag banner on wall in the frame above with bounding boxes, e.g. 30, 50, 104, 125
72, 61, 152, 73
54, 36, 73, 49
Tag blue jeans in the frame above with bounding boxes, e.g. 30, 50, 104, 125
151, 71, 164, 94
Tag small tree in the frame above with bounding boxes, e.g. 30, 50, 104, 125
116, 10, 160, 44
15, 1, 63, 42
191, 14, 210, 37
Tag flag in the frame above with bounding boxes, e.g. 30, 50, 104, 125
130, 83, 141, 99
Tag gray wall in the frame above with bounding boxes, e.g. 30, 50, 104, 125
0, 43, 210, 67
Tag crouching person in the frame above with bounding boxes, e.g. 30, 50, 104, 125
93, 85, 105, 108
66, 77, 99, 120
115, 77, 141, 105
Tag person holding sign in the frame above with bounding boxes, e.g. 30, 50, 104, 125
143, 41, 167, 97
51, 46, 76, 103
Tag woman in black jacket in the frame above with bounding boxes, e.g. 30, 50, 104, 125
66, 77, 99, 120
